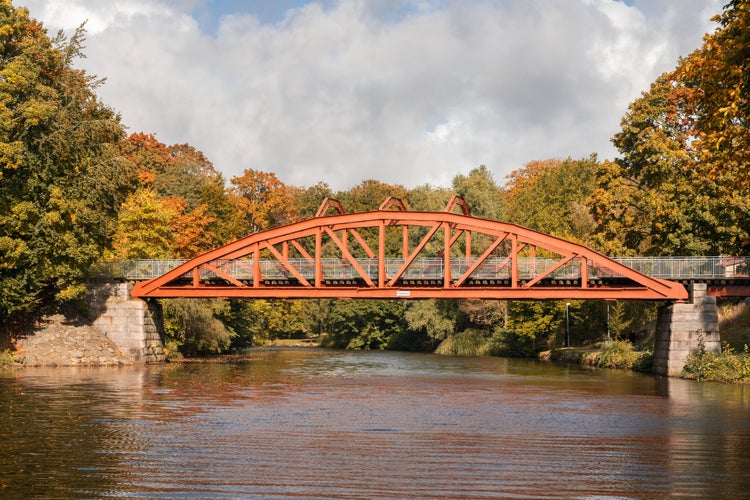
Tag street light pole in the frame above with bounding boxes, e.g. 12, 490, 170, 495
565, 302, 571, 348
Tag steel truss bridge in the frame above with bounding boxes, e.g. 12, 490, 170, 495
114, 197, 749, 301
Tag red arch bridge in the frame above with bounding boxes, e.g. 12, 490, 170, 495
94, 196, 749, 301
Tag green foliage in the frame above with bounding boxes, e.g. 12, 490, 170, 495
682, 344, 750, 383
435, 329, 490, 356
0, 9, 127, 320
320, 300, 406, 350
503, 156, 598, 242
221, 299, 306, 347
452, 165, 504, 220
404, 300, 455, 342
111, 189, 177, 258
595, 340, 644, 370
0, 348, 17, 366
336, 179, 408, 214
503, 300, 570, 351
161, 299, 233, 357
290, 182, 334, 220
485, 327, 536, 357
607, 301, 632, 340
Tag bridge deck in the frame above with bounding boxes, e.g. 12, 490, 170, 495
93, 256, 750, 298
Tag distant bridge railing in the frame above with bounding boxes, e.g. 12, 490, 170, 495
90, 256, 750, 282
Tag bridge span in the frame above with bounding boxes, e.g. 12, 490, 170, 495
123, 196, 700, 301
88, 197, 747, 377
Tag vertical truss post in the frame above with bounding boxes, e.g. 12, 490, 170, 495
315, 229, 322, 287
580, 256, 588, 288
253, 246, 261, 287
402, 226, 409, 258
443, 223, 451, 287
465, 231, 472, 259
511, 235, 519, 288
378, 221, 386, 287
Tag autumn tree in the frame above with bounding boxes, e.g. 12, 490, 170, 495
231, 169, 299, 233
0, 7, 127, 322
592, 1, 750, 255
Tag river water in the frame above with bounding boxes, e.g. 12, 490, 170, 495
2, 349, 750, 499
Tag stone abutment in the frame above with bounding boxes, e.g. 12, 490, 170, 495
85, 282, 165, 363
653, 283, 720, 377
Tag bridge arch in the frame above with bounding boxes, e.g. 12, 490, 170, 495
131, 197, 687, 301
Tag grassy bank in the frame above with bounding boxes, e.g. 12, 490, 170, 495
541, 340, 653, 373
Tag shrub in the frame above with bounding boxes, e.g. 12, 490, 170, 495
596, 340, 643, 370
682, 344, 750, 383
485, 327, 536, 357
435, 329, 490, 356
0, 349, 17, 366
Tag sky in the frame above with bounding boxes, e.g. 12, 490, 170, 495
21, 0, 722, 191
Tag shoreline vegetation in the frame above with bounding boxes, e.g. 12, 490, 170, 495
2, 298, 750, 385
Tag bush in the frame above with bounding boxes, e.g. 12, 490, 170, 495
435, 329, 490, 356
485, 327, 536, 357
0, 349, 17, 366
596, 340, 648, 370
682, 345, 750, 383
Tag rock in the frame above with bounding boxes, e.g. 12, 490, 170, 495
13, 314, 133, 367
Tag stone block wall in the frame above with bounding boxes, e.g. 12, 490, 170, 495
653, 283, 720, 377
85, 282, 165, 363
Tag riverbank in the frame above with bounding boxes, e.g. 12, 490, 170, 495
3, 314, 132, 367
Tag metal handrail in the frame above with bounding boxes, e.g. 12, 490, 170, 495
90, 256, 750, 281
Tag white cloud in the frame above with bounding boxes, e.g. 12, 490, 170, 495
22, 0, 723, 190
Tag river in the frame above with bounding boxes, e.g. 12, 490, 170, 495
2, 348, 749, 498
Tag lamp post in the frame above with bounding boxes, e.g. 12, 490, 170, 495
606, 301, 611, 344
565, 302, 571, 348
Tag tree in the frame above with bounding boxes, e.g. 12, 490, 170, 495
322, 299, 406, 350
0, 8, 127, 321
404, 300, 456, 344
452, 165, 504, 221
606, 301, 632, 341
110, 189, 177, 259
231, 169, 298, 233
162, 299, 233, 357
504, 157, 598, 243
336, 179, 408, 214
405, 184, 454, 212
592, 1, 750, 255
289, 182, 333, 220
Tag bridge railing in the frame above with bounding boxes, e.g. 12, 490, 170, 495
93, 256, 750, 282
613, 256, 750, 279
91, 256, 750, 282
90, 259, 189, 280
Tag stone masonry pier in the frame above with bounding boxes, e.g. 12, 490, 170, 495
653, 283, 720, 377
85, 282, 165, 363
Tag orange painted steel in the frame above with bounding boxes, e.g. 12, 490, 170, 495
131, 197, 688, 301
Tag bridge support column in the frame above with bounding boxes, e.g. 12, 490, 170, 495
653, 283, 720, 377
85, 282, 166, 363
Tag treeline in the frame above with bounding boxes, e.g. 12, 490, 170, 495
1, 1, 748, 358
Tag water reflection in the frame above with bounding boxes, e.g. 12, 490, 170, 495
2, 349, 750, 498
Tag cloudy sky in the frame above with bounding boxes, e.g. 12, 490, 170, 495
22, 0, 721, 191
